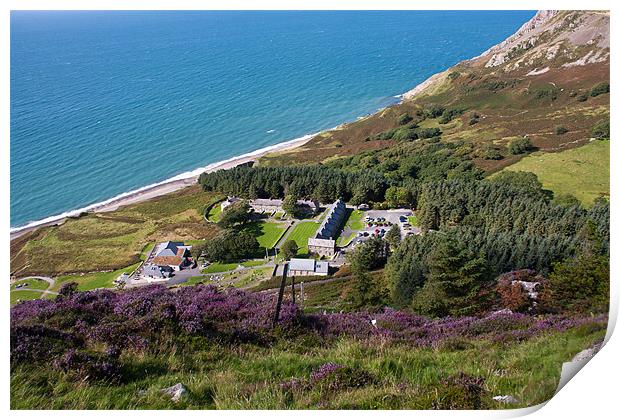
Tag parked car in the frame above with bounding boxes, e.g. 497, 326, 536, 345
399, 216, 407, 222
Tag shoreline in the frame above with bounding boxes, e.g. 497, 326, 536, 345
9, 77, 445, 242
10, 75, 436, 242
10, 133, 315, 240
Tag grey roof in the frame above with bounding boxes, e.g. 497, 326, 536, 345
289, 258, 316, 272
251, 198, 284, 207
156, 241, 190, 257
308, 238, 335, 248
315, 261, 329, 274
288, 258, 330, 274
315, 199, 346, 239
250, 198, 318, 208
144, 264, 170, 278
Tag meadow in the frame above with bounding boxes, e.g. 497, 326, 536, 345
499, 140, 610, 206
10, 186, 223, 277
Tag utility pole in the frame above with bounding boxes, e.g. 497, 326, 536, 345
300, 281, 305, 310
272, 263, 288, 328
291, 275, 296, 305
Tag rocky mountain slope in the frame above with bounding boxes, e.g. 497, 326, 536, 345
261, 10, 610, 173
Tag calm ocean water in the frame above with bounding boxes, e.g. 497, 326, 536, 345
10, 10, 535, 228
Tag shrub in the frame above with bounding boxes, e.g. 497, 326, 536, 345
53, 349, 121, 383
478, 145, 503, 160
439, 107, 466, 124
392, 128, 418, 141
432, 373, 489, 409
495, 270, 544, 313
507, 137, 533, 155
590, 82, 610, 97
310, 363, 375, 392
592, 119, 610, 140
577, 94, 588, 102
397, 113, 413, 125
533, 86, 558, 100
424, 104, 446, 119
417, 127, 442, 139
58, 282, 79, 297
555, 125, 568, 135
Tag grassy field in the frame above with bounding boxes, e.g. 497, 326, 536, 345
202, 262, 240, 274
11, 278, 50, 291
499, 140, 610, 207
10, 290, 43, 306
186, 266, 273, 288
53, 262, 142, 293
202, 259, 268, 275
344, 209, 365, 230
287, 221, 320, 256
336, 232, 356, 247
10, 325, 605, 409
335, 209, 365, 246
206, 204, 223, 222
10, 186, 223, 277
242, 221, 287, 249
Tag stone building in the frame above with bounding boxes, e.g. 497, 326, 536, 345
307, 199, 346, 257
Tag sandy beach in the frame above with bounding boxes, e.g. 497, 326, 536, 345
10, 134, 314, 241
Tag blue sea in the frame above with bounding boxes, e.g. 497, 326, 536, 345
10, 10, 535, 229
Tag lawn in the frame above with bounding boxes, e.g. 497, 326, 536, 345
241, 259, 268, 268
287, 221, 320, 255
11, 278, 50, 292
202, 262, 240, 274
344, 209, 365, 230
228, 267, 274, 288
206, 204, 223, 222
336, 232, 356, 247
10, 290, 43, 306
498, 140, 610, 207
54, 262, 142, 292
242, 221, 287, 249
10, 186, 223, 277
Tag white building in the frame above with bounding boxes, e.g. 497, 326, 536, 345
288, 258, 329, 276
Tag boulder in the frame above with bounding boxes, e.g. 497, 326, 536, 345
161, 383, 188, 402
493, 395, 519, 404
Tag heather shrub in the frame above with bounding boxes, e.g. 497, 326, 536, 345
58, 281, 79, 297
53, 348, 121, 383
310, 363, 375, 392
589, 82, 609, 97
10, 324, 82, 364
11, 284, 607, 376
432, 372, 489, 409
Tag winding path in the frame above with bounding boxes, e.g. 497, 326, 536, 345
11, 276, 58, 296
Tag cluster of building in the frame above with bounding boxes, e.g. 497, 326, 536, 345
143, 241, 192, 281
307, 199, 346, 257
220, 196, 319, 216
